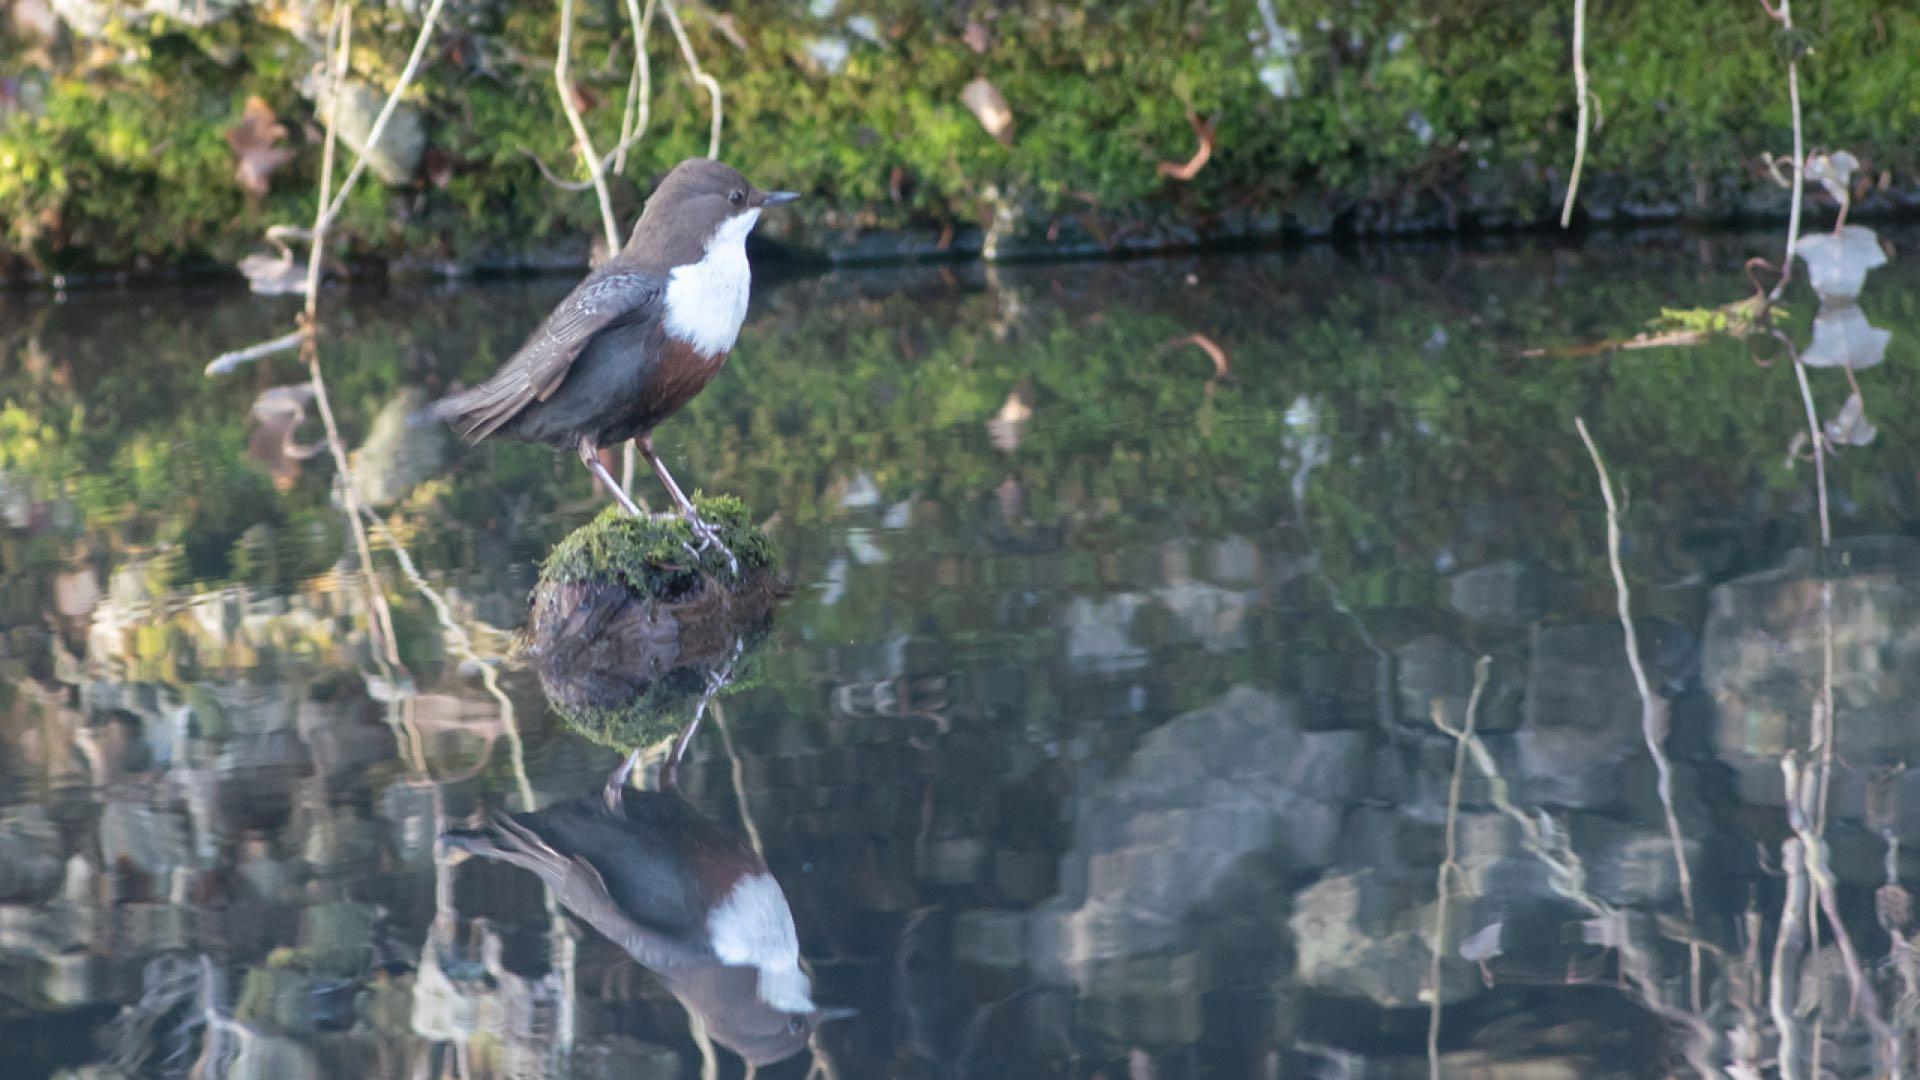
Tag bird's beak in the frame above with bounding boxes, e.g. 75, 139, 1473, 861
760, 190, 801, 207
813, 1006, 858, 1024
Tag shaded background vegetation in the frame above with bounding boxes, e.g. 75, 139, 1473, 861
3, 0, 1918, 278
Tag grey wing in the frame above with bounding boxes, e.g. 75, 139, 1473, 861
443, 811, 709, 971
447, 269, 666, 441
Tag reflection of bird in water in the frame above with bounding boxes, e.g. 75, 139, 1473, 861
443, 686, 846, 1067
431, 159, 798, 574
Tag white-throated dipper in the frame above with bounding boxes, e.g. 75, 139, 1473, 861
435, 158, 798, 572
443, 695, 845, 1066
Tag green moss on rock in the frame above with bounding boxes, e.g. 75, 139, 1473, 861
527, 499, 782, 750
539, 495, 774, 593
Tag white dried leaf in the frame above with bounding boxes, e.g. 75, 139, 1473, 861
961, 77, 1014, 146
1823, 391, 1878, 448
1457, 921, 1504, 962
1804, 150, 1860, 206
1796, 224, 1888, 302
1801, 301, 1890, 370
237, 250, 305, 296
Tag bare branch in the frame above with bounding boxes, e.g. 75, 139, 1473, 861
517, 145, 602, 192
555, 0, 623, 251
616, 0, 659, 176
1428, 657, 1490, 1080
659, 0, 723, 158
1771, 835, 1809, 1080
204, 329, 305, 375
1156, 110, 1216, 182
1575, 416, 1701, 1013
316, 0, 449, 238
1768, 0, 1805, 301
1789, 350, 1831, 548
1560, 0, 1591, 228
302, 3, 402, 672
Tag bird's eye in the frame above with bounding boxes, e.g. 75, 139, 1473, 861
729, 189, 746, 207
787, 1017, 806, 1034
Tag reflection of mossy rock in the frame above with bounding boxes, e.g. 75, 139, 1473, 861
528, 498, 783, 750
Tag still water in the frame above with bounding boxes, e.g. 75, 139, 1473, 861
2, 231, 1918, 1078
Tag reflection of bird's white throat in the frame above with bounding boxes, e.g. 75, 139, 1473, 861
707, 871, 813, 1011
664, 208, 760, 356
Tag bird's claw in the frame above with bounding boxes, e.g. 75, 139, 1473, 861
681, 511, 740, 577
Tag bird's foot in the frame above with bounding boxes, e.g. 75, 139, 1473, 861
680, 510, 740, 577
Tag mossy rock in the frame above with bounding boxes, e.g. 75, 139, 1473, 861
539, 495, 775, 594
527, 498, 784, 749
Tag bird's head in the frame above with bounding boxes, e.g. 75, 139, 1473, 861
632, 158, 799, 255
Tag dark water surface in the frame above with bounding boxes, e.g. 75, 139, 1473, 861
4, 231, 1920, 1078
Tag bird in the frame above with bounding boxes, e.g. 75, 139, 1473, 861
433, 158, 798, 573
442, 686, 845, 1066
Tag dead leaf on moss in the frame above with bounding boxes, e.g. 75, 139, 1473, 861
1157, 111, 1216, 182
961, 77, 1014, 146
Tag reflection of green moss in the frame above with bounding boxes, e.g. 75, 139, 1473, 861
540, 496, 774, 592
554, 638, 768, 752
6, 246, 1918, 658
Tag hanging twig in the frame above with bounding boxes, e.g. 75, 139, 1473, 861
555, 0, 622, 251
1787, 351, 1831, 548
1428, 657, 1490, 1080
616, 0, 659, 176
315, 0, 449, 237
1784, 754, 1898, 1070
1766, 0, 1805, 302
299, 3, 402, 672
1560, 0, 1592, 228
659, 0, 723, 158
203, 330, 305, 376
1574, 416, 1701, 1012
208, 0, 446, 365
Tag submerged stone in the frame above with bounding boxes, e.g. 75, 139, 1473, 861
527, 499, 783, 749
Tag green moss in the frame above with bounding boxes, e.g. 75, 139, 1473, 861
551, 639, 768, 752
6, 2, 1920, 275
529, 502, 781, 749
539, 496, 774, 592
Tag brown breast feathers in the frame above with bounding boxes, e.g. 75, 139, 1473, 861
638, 338, 729, 429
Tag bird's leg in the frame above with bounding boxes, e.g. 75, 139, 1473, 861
579, 437, 643, 516
636, 435, 738, 576
661, 700, 706, 792
661, 639, 740, 792
602, 748, 644, 812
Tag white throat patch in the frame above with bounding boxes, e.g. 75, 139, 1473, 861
707, 872, 803, 996
662, 208, 758, 356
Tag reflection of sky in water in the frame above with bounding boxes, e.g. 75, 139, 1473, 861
0, 230, 1914, 1076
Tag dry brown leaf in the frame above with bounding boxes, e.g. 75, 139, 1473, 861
423, 146, 456, 189
961, 77, 1014, 146
1157, 111, 1216, 182
226, 96, 294, 199
987, 378, 1035, 452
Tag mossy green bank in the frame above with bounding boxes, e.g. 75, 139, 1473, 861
4, 1, 1918, 278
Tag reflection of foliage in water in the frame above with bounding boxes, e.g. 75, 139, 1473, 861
2, 245, 1919, 618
